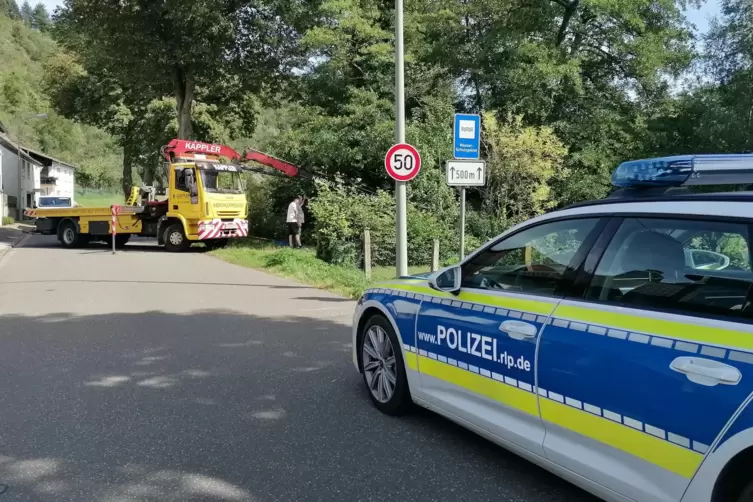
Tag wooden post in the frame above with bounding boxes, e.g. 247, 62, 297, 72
364, 228, 372, 280
432, 239, 440, 272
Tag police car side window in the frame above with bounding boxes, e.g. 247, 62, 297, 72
587, 218, 753, 320
461, 219, 599, 296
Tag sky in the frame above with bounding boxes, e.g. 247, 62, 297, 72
686, 0, 722, 36
37, 0, 62, 16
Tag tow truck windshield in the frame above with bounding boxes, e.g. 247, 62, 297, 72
198, 165, 244, 194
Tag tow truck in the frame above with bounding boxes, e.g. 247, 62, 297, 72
24, 140, 299, 252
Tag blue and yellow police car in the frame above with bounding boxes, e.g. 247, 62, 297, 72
352, 154, 753, 502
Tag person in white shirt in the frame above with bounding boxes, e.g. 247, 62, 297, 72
286, 195, 304, 248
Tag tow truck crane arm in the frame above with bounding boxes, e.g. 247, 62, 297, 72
162, 139, 299, 177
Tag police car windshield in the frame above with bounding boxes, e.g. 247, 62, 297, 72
199, 170, 243, 194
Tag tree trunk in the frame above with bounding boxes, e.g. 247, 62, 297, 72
121, 125, 134, 198
174, 66, 195, 140
556, 0, 579, 48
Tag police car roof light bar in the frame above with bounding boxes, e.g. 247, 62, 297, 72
612, 154, 753, 188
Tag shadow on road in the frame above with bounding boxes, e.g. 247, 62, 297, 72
0, 309, 594, 502
20, 238, 210, 255
294, 296, 353, 303
0, 279, 314, 290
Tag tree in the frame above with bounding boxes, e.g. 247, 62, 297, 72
644, 0, 753, 159
54, 0, 307, 139
482, 113, 567, 227
19, 0, 31, 24
31, 2, 50, 31
411, 0, 696, 205
1, 0, 23, 19
42, 44, 266, 195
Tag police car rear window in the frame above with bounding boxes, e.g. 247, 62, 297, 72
587, 218, 753, 321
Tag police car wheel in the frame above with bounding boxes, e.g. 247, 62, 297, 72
359, 315, 412, 415
738, 480, 753, 502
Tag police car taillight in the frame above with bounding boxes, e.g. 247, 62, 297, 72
612, 154, 753, 188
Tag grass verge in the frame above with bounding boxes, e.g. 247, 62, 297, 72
75, 191, 124, 207
210, 239, 430, 299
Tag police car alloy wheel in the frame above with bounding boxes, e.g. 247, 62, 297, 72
358, 315, 411, 415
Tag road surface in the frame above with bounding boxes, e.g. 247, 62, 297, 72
0, 234, 596, 502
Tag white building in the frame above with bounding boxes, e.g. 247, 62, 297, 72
26, 148, 77, 204
0, 131, 43, 222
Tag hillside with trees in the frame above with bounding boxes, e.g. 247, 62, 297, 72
0, 3, 122, 192
3, 0, 752, 267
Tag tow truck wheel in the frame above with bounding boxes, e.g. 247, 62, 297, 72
58, 221, 81, 248
164, 224, 190, 252
205, 239, 229, 250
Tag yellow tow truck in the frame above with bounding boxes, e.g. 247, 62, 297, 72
24, 139, 299, 252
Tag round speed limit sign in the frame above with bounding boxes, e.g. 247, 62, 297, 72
385, 143, 422, 182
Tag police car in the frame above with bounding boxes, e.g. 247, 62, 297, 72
352, 154, 753, 502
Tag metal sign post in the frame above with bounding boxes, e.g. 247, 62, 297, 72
394, 0, 407, 277
447, 160, 486, 259
459, 187, 466, 259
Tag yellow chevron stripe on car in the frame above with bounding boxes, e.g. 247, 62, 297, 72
417, 355, 539, 417
540, 399, 703, 478
403, 350, 418, 370
556, 304, 753, 351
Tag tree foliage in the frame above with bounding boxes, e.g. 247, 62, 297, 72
31, 3, 49, 31
54, 0, 307, 139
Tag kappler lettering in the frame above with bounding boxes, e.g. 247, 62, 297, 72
185, 142, 221, 154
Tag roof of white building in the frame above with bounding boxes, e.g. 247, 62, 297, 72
0, 133, 43, 166
25, 148, 78, 170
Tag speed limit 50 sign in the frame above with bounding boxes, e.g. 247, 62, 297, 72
385, 143, 421, 182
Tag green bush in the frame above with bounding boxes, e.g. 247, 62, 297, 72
2, 216, 15, 225
309, 180, 464, 269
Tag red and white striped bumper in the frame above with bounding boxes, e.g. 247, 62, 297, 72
197, 219, 248, 240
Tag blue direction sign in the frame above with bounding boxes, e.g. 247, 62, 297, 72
453, 113, 481, 159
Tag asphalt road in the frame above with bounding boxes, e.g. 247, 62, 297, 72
0, 234, 597, 502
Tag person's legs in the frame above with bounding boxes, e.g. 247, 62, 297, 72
288, 223, 295, 247
295, 229, 302, 248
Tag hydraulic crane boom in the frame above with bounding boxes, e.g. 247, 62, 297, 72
162, 139, 299, 177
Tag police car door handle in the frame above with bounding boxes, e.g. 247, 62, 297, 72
670, 357, 742, 387
499, 320, 538, 340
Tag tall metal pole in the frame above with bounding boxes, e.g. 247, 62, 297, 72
395, 0, 408, 277
459, 187, 466, 259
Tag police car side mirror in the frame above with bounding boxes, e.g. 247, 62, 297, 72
430, 266, 462, 294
